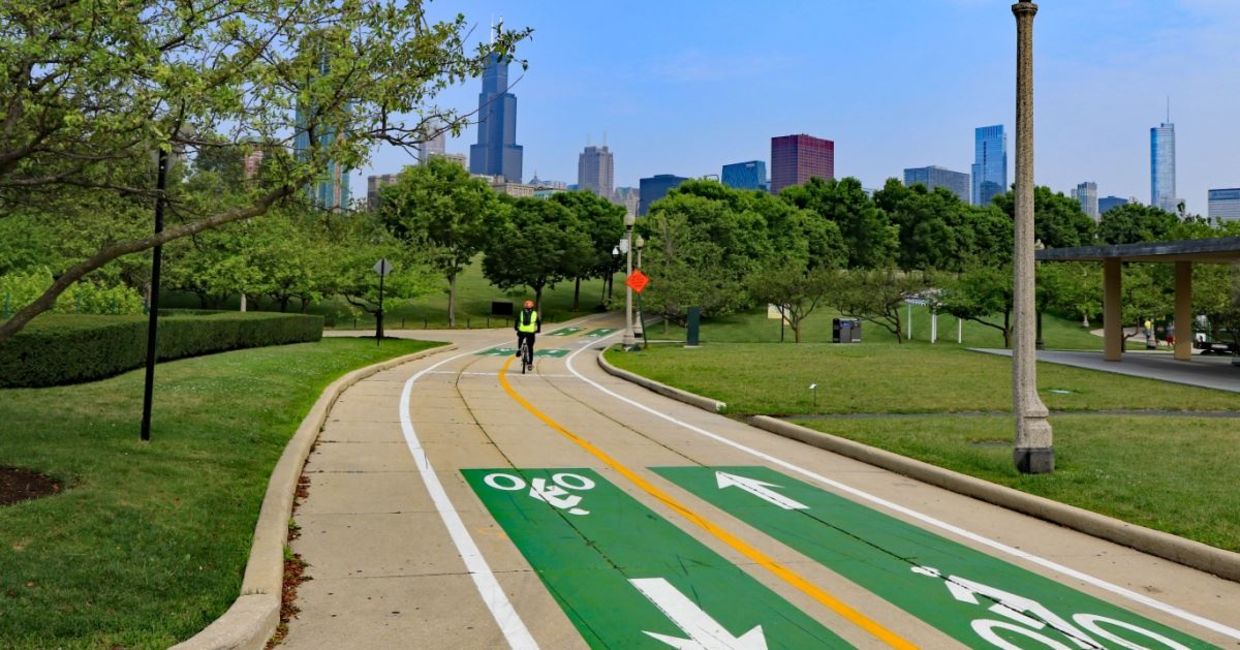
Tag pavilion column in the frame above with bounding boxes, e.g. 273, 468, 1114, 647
1103, 257, 1123, 362
1175, 261, 1193, 361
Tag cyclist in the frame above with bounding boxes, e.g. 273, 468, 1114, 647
514, 299, 541, 365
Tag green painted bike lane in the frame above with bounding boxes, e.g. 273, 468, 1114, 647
477, 347, 570, 358
462, 467, 850, 648
654, 465, 1212, 650
548, 326, 585, 336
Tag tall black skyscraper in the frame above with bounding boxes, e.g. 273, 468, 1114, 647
469, 53, 523, 183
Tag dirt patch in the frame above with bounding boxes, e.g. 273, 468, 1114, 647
0, 466, 61, 506
266, 470, 313, 648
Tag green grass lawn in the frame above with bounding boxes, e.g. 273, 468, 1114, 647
0, 337, 439, 649
644, 306, 1106, 349
606, 326, 1240, 552
164, 258, 623, 330
790, 415, 1240, 553
609, 343, 1240, 415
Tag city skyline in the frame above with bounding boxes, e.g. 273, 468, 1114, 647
357, 1, 1240, 215
469, 52, 523, 183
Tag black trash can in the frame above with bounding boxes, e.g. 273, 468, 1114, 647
832, 318, 843, 343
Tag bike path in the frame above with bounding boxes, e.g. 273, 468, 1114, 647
285, 325, 1240, 648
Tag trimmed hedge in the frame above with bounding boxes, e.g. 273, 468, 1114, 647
0, 312, 323, 388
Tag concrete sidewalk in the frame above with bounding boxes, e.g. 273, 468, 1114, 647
974, 348, 1240, 393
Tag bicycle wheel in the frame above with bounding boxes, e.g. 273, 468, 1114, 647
520, 341, 529, 374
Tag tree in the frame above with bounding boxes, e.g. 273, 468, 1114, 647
481, 198, 593, 307
1194, 264, 1240, 352
937, 265, 1016, 347
747, 263, 836, 343
549, 191, 626, 309
874, 179, 976, 272
1097, 204, 1179, 245
324, 213, 437, 320
0, 2, 530, 342
993, 186, 1096, 249
779, 177, 897, 268
824, 269, 929, 343
379, 157, 498, 327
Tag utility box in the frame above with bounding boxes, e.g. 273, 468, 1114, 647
686, 307, 701, 347
833, 318, 862, 343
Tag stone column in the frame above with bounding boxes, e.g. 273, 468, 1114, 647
1012, 0, 1053, 474
1103, 257, 1123, 361
1175, 261, 1193, 361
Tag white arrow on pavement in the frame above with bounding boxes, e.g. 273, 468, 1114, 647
630, 578, 767, 650
715, 471, 808, 511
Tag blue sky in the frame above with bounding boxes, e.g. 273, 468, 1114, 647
357, 0, 1240, 214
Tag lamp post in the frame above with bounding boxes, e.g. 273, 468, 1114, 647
1012, 0, 1053, 473
622, 213, 636, 348
633, 234, 645, 338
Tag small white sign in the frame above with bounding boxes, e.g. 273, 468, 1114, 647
373, 258, 394, 276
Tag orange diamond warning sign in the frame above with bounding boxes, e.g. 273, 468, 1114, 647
625, 269, 650, 294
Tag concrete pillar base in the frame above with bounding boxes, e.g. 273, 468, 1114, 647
1014, 447, 1055, 474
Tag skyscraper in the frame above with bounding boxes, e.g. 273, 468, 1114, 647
903, 165, 970, 203
294, 51, 350, 210
1074, 181, 1099, 220
971, 125, 1007, 206
416, 118, 447, 165
1098, 196, 1129, 215
367, 173, 400, 209
577, 145, 614, 198
1151, 117, 1177, 214
1208, 188, 1240, 222
469, 53, 523, 183
638, 174, 689, 216
770, 134, 834, 194
721, 161, 768, 190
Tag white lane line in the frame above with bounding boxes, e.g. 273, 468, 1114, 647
565, 336, 1240, 641
399, 343, 539, 650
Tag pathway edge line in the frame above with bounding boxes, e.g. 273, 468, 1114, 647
596, 351, 1240, 583
170, 342, 458, 650
596, 348, 726, 413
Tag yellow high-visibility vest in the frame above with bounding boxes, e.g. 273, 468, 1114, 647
517, 310, 539, 333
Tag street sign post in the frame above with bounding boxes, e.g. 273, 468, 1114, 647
626, 270, 650, 348
373, 258, 393, 344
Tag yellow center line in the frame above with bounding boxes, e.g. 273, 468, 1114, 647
497, 357, 916, 650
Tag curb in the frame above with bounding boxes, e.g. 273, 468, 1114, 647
596, 347, 726, 413
594, 353, 1240, 583
171, 342, 457, 650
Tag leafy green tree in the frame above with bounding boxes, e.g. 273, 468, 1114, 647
779, 177, 897, 268
481, 198, 593, 307
823, 269, 930, 343
0, 1, 530, 342
937, 265, 1016, 347
549, 191, 626, 309
992, 186, 1095, 249
1193, 264, 1240, 350
324, 213, 437, 319
379, 157, 498, 327
1097, 204, 1180, 245
875, 179, 976, 272
747, 263, 837, 343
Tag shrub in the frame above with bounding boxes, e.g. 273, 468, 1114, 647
0, 312, 323, 387
0, 268, 144, 317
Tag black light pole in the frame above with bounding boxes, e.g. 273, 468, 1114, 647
376, 269, 385, 345
140, 148, 169, 442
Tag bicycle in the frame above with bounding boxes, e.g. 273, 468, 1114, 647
519, 337, 534, 374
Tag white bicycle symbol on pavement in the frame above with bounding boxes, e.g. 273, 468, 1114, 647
484, 471, 596, 516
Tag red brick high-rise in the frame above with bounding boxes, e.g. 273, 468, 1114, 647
770, 134, 834, 193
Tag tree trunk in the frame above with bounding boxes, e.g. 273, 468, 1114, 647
447, 271, 457, 328
1003, 309, 1012, 348
573, 277, 581, 310
279, 296, 289, 313
534, 284, 544, 311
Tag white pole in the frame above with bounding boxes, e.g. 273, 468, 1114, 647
907, 302, 913, 340
931, 310, 938, 343
957, 317, 963, 344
